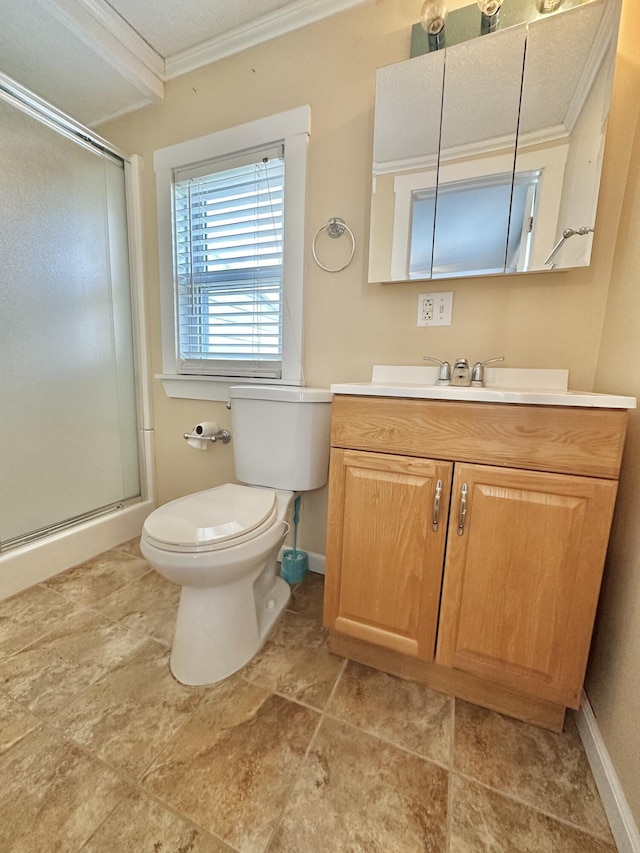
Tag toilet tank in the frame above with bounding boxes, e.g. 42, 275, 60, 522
229, 386, 332, 491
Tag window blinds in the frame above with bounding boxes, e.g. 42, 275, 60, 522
173, 145, 285, 377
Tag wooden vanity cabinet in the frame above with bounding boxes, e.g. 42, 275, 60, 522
325, 449, 452, 661
435, 462, 617, 708
324, 395, 627, 729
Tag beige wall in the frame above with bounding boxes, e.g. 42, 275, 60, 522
99, 0, 640, 821
588, 0, 640, 824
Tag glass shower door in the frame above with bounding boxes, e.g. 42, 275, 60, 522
0, 94, 140, 548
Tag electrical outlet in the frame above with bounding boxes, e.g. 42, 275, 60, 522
417, 291, 453, 327
421, 297, 434, 322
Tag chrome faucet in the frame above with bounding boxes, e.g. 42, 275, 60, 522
451, 358, 471, 386
424, 356, 505, 387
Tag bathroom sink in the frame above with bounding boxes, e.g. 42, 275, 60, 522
330, 366, 636, 409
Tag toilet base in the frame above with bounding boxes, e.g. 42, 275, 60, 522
169, 566, 290, 686
255, 575, 291, 649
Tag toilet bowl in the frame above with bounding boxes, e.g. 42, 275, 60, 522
141, 484, 293, 685
140, 384, 333, 687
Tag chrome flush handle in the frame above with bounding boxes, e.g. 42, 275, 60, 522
432, 479, 443, 532
457, 483, 468, 536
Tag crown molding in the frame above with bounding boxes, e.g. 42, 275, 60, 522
37, 0, 164, 100
89, 96, 158, 128
31, 0, 371, 112
374, 124, 570, 176
164, 0, 370, 80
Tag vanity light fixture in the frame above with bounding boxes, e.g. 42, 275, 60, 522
476, 0, 504, 33
421, 0, 448, 50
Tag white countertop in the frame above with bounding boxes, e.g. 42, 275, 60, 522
330, 367, 636, 409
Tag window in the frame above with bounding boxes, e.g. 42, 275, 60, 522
410, 169, 541, 279
174, 147, 284, 377
154, 107, 310, 400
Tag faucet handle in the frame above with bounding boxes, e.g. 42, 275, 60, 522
423, 356, 451, 385
471, 357, 505, 386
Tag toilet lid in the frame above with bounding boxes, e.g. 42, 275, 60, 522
143, 483, 277, 549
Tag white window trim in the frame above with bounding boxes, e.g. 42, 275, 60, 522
154, 105, 310, 401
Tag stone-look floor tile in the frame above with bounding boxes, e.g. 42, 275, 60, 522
269, 716, 449, 852
0, 726, 130, 852
0, 608, 149, 716
90, 569, 179, 646
53, 639, 204, 779
0, 690, 42, 754
82, 790, 234, 852
287, 571, 325, 621
0, 584, 82, 661
326, 660, 453, 766
43, 548, 150, 605
141, 676, 319, 853
449, 774, 616, 852
454, 701, 613, 842
241, 610, 344, 710
0, 539, 618, 852
112, 537, 144, 559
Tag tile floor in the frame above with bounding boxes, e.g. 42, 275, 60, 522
0, 540, 617, 852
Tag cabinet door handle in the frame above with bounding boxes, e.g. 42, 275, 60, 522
457, 483, 468, 536
432, 479, 443, 532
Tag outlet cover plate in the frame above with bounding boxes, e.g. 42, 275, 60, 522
417, 291, 453, 327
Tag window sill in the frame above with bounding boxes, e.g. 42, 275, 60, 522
156, 374, 304, 402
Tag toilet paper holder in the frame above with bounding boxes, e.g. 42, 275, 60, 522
183, 427, 232, 444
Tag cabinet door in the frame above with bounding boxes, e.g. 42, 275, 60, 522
436, 463, 618, 707
324, 449, 453, 660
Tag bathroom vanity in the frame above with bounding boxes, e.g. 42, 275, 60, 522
323, 368, 635, 730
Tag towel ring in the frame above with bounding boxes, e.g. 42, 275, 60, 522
312, 217, 356, 272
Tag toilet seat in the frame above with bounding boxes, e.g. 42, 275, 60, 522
143, 483, 278, 553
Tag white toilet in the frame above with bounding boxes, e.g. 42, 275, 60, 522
140, 385, 332, 686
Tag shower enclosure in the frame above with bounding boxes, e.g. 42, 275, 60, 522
0, 74, 153, 596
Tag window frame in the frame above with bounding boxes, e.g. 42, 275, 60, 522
154, 106, 310, 401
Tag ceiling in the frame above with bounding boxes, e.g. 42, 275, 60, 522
0, 0, 369, 127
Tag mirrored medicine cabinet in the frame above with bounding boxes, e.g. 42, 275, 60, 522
368, 0, 621, 283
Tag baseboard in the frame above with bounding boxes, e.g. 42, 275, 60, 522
576, 691, 640, 853
277, 547, 325, 575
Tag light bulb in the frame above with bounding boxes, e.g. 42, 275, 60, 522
421, 0, 448, 35
537, 0, 561, 12
476, 0, 504, 16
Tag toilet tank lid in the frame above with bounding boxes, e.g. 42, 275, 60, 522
229, 385, 332, 403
